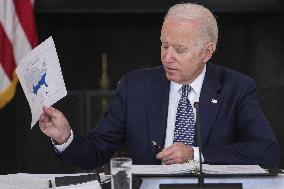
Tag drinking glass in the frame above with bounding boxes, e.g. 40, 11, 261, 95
111, 157, 132, 189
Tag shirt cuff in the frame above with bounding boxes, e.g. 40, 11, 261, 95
193, 147, 204, 163
52, 130, 74, 153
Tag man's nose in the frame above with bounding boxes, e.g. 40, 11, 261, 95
163, 48, 175, 63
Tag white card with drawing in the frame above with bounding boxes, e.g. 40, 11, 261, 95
16, 36, 67, 128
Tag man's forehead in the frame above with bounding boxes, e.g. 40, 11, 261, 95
160, 20, 199, 45
162, 19, 199, 34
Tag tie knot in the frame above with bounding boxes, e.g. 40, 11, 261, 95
181, 85, 190, 97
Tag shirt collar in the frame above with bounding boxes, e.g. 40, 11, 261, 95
170, 65, 206, 96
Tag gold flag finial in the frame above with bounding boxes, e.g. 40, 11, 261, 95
99, 52, 110, 90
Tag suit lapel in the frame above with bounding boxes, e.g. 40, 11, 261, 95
147, 70, 170, 149
199, 64, 222, 146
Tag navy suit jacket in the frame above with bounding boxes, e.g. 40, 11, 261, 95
60, 64, 279, 169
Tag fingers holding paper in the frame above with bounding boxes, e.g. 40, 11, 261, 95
39, 106, 71, 145
156, 143, 194, 165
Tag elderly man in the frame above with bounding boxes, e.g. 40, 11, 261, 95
39, 3, 279, 169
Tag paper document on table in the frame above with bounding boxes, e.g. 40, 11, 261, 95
132, 163, 197, 175
55, 181, 101, 189
132, 164, 267, 175
16, 37, 67, 128
203, 164, 268, 174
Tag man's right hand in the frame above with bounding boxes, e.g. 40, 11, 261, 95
39, 106, 71, 145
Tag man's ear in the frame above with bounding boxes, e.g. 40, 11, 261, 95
202, 42, 214, 63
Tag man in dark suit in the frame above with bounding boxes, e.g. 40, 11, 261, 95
39, 3, 279, 169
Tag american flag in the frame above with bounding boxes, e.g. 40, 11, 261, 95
0, 0, 38, 108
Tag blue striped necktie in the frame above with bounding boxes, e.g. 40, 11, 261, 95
173, 85, 195, 145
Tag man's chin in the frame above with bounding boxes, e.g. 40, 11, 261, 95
165, 73, 180, 83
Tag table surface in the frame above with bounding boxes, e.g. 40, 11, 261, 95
0, 173, 283, 189
140, 175, 284, 189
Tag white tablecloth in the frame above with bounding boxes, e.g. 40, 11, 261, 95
1, 173, 283, 189
141, 175, 284, 189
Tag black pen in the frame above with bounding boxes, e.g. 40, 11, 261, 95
152, 140, 163, 155
48, 180, 52, 188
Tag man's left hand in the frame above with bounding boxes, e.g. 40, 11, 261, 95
156, 143, 194, 164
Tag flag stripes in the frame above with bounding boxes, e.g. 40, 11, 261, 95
13, 0, 37, 48
0, 22, 16, 81
0, 0, 37, 108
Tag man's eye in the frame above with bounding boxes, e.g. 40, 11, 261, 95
176, 48, 186, 54
161, 44, 169, 49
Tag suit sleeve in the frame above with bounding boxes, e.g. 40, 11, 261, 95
58, 75, 129, 170
203, 80, 280, 166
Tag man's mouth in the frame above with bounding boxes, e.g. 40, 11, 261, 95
165, 67, 178, 72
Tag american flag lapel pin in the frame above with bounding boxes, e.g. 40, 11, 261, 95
211, 99, 218, 104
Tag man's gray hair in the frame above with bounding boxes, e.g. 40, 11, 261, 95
165, 3, 218, 50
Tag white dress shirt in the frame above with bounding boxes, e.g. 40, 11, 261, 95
164, 65, 206, 162
55, 65, 207, 163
